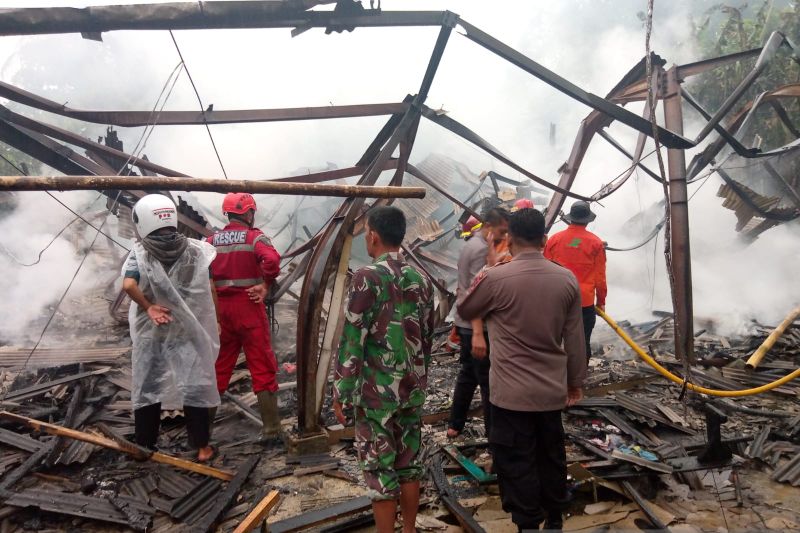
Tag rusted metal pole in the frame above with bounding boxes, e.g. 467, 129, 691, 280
663, 66, 695, 363
0, 175, 426, 199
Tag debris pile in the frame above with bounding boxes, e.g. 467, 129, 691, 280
1, 312, 798, 532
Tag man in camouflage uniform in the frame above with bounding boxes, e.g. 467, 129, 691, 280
333, 205, 434, 533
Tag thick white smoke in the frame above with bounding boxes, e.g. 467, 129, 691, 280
0, 0, 797, 345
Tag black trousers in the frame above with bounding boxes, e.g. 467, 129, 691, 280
448, 327, 491, 435
582, 306, 597, 359
134, 403, 211, 450
489, 404, 568, 530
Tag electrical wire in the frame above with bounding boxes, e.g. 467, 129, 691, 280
0, 202, 112, 402
118, 61, 184, 175
0, 58, 186, 396
0, 217, 80, 267
169, 30, 229, 179
605, 218, 665, 252
0, 153, 130, 260
645, 0, 693, 392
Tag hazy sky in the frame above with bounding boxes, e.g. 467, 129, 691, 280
0, 0, 798, 343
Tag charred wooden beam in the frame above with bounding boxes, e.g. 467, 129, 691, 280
0, 6, 446, 36
2, 368, 108, 403
0, 427, 43, 453
0, 175, 427, 199
193, 456, 260, 532
269, 495, 372, 533
429, 455, 485, 533
0, 411, 234, 481
621, 480, 670, 531
42, 378, 86, 467
0, 442, 57, 492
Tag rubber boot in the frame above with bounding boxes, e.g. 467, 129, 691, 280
256, 390, 283, 446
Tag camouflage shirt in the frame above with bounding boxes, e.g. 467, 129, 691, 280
334, 252, 435, 410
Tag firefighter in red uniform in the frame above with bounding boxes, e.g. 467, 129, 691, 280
208, 193, 282, 443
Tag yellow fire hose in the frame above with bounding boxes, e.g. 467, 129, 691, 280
595, 306, 800, 397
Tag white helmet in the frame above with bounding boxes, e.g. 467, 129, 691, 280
132, 194, 178, 238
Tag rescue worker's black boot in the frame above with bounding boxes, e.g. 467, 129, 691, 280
256, 390, 284, 447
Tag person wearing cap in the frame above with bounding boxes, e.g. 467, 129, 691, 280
208, 193, 282, 444
122, 194, 220, 462
447, 207, 510, 439
544, 201, 607, 360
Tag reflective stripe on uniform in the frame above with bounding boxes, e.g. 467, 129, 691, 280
214, 278, 263, 288
214, 244, 255, 254
253, 234, 273, 247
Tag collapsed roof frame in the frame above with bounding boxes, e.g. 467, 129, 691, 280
1, 2, 798, 437
544, 31, 800, 366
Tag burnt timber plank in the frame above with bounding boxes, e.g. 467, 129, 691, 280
0, 428, 43, 453
2, 368, 108, 402
429, 456, 485, 533
0, 410, 234, 480
610, 450, 674, 474
597, 408, 656, 447
193, 456, 260, 532
269, 496, 373, 533
0, 440, 56, 492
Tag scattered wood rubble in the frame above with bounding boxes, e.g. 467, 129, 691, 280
1, 311, 800, 532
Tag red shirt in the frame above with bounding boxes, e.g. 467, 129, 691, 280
544, 224, 606, 307
207, 222, 281, 298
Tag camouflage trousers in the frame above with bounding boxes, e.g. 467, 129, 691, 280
354, 405, 425, 500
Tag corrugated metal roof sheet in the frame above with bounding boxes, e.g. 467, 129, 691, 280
0, 346, 130, 369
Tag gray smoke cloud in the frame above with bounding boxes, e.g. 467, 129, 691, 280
0, 0, 797, 345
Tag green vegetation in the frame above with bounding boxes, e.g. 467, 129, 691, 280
689, 1, 800, 149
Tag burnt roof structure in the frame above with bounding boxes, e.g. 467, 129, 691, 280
0, 1, 798, 441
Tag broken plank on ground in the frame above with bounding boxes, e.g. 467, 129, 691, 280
269, 496, 373, 533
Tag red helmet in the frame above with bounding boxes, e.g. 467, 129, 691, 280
222, 192, 257, 215
512, 198, 534, 212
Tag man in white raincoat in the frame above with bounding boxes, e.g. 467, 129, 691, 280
122, 194, 220, 462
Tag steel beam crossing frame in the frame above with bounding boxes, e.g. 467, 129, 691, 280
3, 2, 798, 427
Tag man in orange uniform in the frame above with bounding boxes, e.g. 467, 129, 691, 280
544, 201, 606, 360
208, 193, 282, 442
